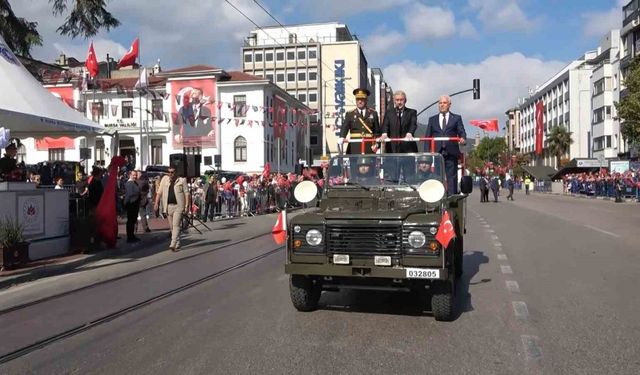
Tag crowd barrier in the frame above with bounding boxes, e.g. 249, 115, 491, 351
565, 180, 640, 200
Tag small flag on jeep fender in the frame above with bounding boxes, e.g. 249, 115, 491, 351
272, 210, 287, 244
436, 210, 455, 248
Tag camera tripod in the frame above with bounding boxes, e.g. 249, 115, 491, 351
181, 182, 211, 234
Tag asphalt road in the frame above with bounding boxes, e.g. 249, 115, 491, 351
1, 190, 639, 374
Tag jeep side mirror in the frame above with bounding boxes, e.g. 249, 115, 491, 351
460, 176, 473, 194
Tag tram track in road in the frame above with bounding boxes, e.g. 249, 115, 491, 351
0, 230, 275, 316
0, 244, 283, 365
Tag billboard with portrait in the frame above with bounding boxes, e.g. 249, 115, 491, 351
169, 78, 218, 149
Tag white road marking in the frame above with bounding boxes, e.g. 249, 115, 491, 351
583, 225, 620, 238
513, 301, 529, 320
497, 254, 508, 261
486, 228, 495, 233
493, 241, 502, 247
506, 280, 520, 293
491, 235, 500, 241
500, 265, 513, 274
521, 335, 542, 360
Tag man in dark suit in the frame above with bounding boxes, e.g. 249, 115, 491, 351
479, 174, 487, 202
490, 175, 500, 202
339, 88, 380, 155
425, 95, 467, 194
379, 90, 418, 153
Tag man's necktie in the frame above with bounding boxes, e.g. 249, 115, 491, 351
397, 111, 402, 133
441, 114, 446, 131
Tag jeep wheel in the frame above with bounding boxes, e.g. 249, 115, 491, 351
431, 280, 455, 321
454, 237, 463, 279
289, 275, 321, 312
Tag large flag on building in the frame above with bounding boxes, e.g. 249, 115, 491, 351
469, 119, 499, 132
535, 101, 544, 156
117, 38, 139, 68
86, 42, 99, 78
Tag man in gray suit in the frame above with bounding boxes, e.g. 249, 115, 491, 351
154, 166, 190, 252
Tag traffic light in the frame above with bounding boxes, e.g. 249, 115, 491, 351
473, 79, 480, 100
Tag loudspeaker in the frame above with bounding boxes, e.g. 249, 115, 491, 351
186, 154, 201, 178
214, 154, 221, 167
204, 156, 212, 166
169, 153, 187, 177
80, 148, 91, 159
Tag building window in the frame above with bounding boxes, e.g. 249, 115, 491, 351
287, 72, 295, 82
49, 148, 65, 161
287, 51, 295, 60
265, 52, 273, 62
276, 72, 285, 82
234, 95, 247, 117
309, 91, 317, 102
299, 93, 307, 102
255, 53, 263, 62
91, 101, 103, 122
152, 99, 163, 120
308, 49, 317, 59
266, 73, 274, 82
298, 50, 306, 60
244, 53, 252, 63
234, 136, 247, 162
95, 139, 105, 166
309, 71, 317, 81
276, 51, 284, 61
298, 72, 306, 81
16, 144, 26, 164
151, 139, 163, 165
122, 101, 134, 118
310, 135, 318, 145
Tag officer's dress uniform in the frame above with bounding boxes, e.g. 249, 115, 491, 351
340, 89, 380, 155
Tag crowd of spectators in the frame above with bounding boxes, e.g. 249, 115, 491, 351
563, 170, 640, 200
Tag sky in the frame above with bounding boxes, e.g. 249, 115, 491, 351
10, 0, 627, 137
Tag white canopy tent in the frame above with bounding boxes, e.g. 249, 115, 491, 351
0, 35, 103, 138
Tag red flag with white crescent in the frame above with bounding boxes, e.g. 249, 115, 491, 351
535, 101, 544, 156
435, 210, 456, 248
86, 42, 99, 78
117, 38, 139, 68
469, 119, 499, 132
272, 210, 287, 245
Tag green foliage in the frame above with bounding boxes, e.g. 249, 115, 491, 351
615, 57, 640, 146
473, 137, 508, 165
547, 125, 574, 168
0, 0, 119, 57
0, 217, 24, 247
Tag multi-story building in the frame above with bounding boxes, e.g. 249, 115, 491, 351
590, 30, 621, 160
33, 65, 309, 174
518, 52, 596, 167
618, 0, 640, 156
504, 106, 522, 153
241, 22, 388, 161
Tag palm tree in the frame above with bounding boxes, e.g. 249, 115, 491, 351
547, 125, 574, 168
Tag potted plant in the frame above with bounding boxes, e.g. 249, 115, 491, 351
0, 217, 30, 271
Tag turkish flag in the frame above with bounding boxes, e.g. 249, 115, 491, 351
436, 210, 456, 248
86, 42, 99, 78
95, 156, 127, 248
117, 38, 139, 68
469, 119, 499, 132
535, 101, 544, 156
272, 210, 287, 245
262, 162, 271, 179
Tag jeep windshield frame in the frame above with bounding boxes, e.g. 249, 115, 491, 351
326, 153, 446, 191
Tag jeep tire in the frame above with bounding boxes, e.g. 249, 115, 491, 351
289, 275, 321, 312
431, 280, 455, 321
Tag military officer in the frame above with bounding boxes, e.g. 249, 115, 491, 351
339, 88, 380, 155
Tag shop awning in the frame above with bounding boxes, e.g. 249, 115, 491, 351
550, 158, 605, 180
521, 165, 558, 181
0, 36, 103, 138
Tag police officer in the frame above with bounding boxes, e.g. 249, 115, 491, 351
339, 88, 380, 155
353, 156, 377, 184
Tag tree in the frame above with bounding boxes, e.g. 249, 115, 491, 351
473, 136, 508, 165
546, 125, 573, 168
0, 0, 119, 58
615, 57, 640, 148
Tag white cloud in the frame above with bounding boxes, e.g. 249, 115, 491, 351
288, 0, 414, 17
362, 28, 406, 58
459, 19, 479, 39
383, 53, 566, 135
467, 0, 537, 32
403, 4, 456, 40
582, 2, 624, 38
10, 0, 271, 69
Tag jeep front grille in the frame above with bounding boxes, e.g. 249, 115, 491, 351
327, 225, 402, 256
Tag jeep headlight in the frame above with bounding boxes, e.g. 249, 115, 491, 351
305, 229, 323, 246
408, 231, 426, 248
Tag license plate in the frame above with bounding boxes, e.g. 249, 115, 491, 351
333, 254, 350, 264
374, 256, 391, 266
406, 268, 440, 279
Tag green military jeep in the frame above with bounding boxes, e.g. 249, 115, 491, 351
286, 153, 472, 321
